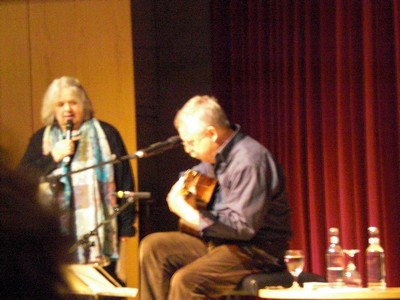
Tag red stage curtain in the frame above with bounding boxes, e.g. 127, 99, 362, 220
211, 0, 400, 286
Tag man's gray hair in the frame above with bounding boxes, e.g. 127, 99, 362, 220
174, 95, 230, 131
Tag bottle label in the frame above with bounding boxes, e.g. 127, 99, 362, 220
367, 252, 385, 282
330, 255, 343, 267
326, 253, 344, 286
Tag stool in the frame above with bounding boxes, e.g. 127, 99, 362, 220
223, 271, 326, 300
223, 271, 293, 300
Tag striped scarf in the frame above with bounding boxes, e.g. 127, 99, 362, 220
43, 118, 118, 263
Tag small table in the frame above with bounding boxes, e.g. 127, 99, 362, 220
258, 287, 400, 299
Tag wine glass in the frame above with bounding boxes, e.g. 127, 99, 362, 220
284, 250, 305, 288
343, 249, 362, 288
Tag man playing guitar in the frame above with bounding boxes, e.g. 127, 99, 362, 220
139, 95, 292, 300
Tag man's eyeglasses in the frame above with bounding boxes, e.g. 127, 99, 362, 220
181, 131, 208, 148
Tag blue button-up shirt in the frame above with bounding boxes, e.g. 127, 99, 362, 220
191, 125, 292, 247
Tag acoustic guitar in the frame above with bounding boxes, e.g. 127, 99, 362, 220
178, 169, 217, 237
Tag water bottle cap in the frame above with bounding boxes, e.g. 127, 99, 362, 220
368, 226, 379, 234
368, 227, 380, 239
329, 227, 339, 234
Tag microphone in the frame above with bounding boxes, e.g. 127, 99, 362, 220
114, 191, 151, 199
135, 135, 182, 158
63, 120, 73, 165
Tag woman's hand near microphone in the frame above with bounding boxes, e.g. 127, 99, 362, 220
51, 136, 80, 163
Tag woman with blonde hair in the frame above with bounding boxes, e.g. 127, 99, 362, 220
18, 76, 135, 283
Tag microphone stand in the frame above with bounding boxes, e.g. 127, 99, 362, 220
44, 152, 140, 183
45, 153, 140, 264
42, 138, 181, 263
68, 192, 150, 264
44, 135, 181, 183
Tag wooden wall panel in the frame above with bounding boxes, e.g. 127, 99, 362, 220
0, 1, 33, 167
0, 0, 139, 295
29, 0, 137, 148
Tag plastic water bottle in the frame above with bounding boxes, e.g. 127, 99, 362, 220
326, 227, 345, 287
366, 226, 386, 289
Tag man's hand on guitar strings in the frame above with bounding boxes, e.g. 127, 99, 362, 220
167, 177, 200, 229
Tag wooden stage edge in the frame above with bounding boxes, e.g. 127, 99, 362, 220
259, 286, 400, 299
